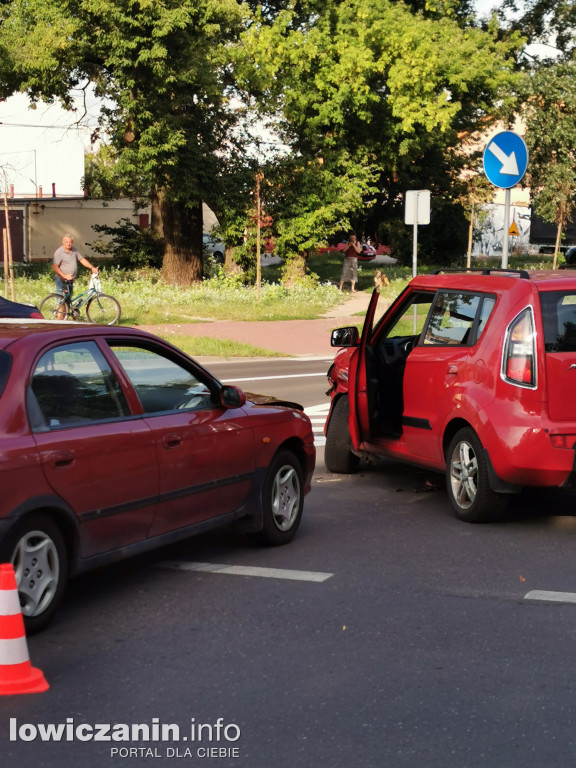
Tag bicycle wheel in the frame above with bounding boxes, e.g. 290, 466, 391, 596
86, 293, 121, 325
39, 293, 69, 320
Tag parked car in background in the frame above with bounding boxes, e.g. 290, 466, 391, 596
358, 243, 377, 261
326, 268, 576, 523
0, 296, 42, 318
564, 246, 576, 266
0, 323, 315, 632
203, 232, 225, 263
317, 242, 376, 261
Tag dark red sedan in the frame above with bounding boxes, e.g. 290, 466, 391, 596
0, 322, 315, 632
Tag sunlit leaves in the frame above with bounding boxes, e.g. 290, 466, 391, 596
521, 60, 576, 234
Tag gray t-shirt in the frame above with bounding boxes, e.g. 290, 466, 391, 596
53, 246, 81, 279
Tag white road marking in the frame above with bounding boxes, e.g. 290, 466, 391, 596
208, 357, 333, 365
305, 403, 332, 415
157, 561, 334, 583
305, 403, 330, 447
223, 372, 326, 383
525, 590, 576, 604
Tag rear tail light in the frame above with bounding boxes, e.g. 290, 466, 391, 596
502, 308, 537, 388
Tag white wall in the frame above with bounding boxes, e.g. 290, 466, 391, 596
0, 94, 88, 197
472, 204, 533, 257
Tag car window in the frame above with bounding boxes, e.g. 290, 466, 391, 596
424, 292, 487, 346
109, 344, 214, 414
540, 292, 576, 352
477, 296, 496, 338
29, 341, 130, 431
379, 292, 435, 339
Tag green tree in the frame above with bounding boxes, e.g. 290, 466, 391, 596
521, 60, 576, 267
235, 0, 523, 265
0, 0, 248, 284
505, 0, 576, 58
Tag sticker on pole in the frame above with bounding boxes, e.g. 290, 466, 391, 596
483, 131, 528, 189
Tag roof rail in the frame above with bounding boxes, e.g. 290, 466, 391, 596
433, 268, 531, 280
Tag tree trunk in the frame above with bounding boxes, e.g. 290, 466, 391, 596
553, 202, 566, 271
150, 191, 164, 240
158, 190, 204, 284
224, 246, 242, 276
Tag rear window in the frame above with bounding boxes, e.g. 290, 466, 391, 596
540, 292, 576, 352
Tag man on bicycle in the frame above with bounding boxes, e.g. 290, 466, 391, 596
52, 234, 99, 320
53, 234, 99, 293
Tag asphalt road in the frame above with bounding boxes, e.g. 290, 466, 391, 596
206, 356, 333, 406
3, 358, 576, 768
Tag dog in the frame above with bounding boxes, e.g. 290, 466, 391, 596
374, 269, 390, 289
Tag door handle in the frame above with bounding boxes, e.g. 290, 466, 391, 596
447, 365, 459, 376
46, 450, 75, 468
162, 433, 183, 449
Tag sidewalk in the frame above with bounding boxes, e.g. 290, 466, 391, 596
141, 290, 373, 358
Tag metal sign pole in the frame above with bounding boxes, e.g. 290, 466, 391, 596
483, 131, 528, 269
502, 188, 511, 269
412, 217, 418, 279
412, 217, 418, 333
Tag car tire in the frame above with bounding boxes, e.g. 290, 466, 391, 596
0, 514, 69, 634
446, 428, 505, 523
213, 251, 225, 264
325, 395, 360, 474
252, 450, 304, 546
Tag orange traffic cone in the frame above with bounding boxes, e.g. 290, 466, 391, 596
0, 563, 48, 695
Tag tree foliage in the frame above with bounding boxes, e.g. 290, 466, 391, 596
232, 0, 523, 264
504, 0, 576, 58
520, 59, 576, 265
0, 0, 248, 283
0, 0, 526, 280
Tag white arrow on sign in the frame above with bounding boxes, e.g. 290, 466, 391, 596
487, 141, 519, 176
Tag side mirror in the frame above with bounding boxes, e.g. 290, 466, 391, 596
220, 385, 247, 409
331, 326, 360, 348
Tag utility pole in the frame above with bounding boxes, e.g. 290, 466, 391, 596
4, 192, 14, 301
255, 171, 263, 291
2, 186, 14, 300
466, 203, 475, 269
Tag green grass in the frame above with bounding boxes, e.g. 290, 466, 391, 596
9, 265, 346, 325
158, 333, 286, 358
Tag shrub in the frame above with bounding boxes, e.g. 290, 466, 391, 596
88, 218, 164, 269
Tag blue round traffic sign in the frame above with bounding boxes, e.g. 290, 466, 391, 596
483, 131, 528, 189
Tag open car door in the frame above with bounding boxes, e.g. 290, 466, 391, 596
347, 288, 381, 449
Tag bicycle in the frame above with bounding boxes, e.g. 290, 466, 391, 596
39, 273, 122, 326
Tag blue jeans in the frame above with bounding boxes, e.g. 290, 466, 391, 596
55, 276, 73, 295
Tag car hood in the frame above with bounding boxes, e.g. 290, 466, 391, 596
243, 391, 304, 412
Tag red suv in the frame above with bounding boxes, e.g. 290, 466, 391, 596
325, 269, 576, 522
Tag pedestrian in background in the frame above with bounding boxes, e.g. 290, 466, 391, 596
52, 234, 98, 295
339, 234, 362, 293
